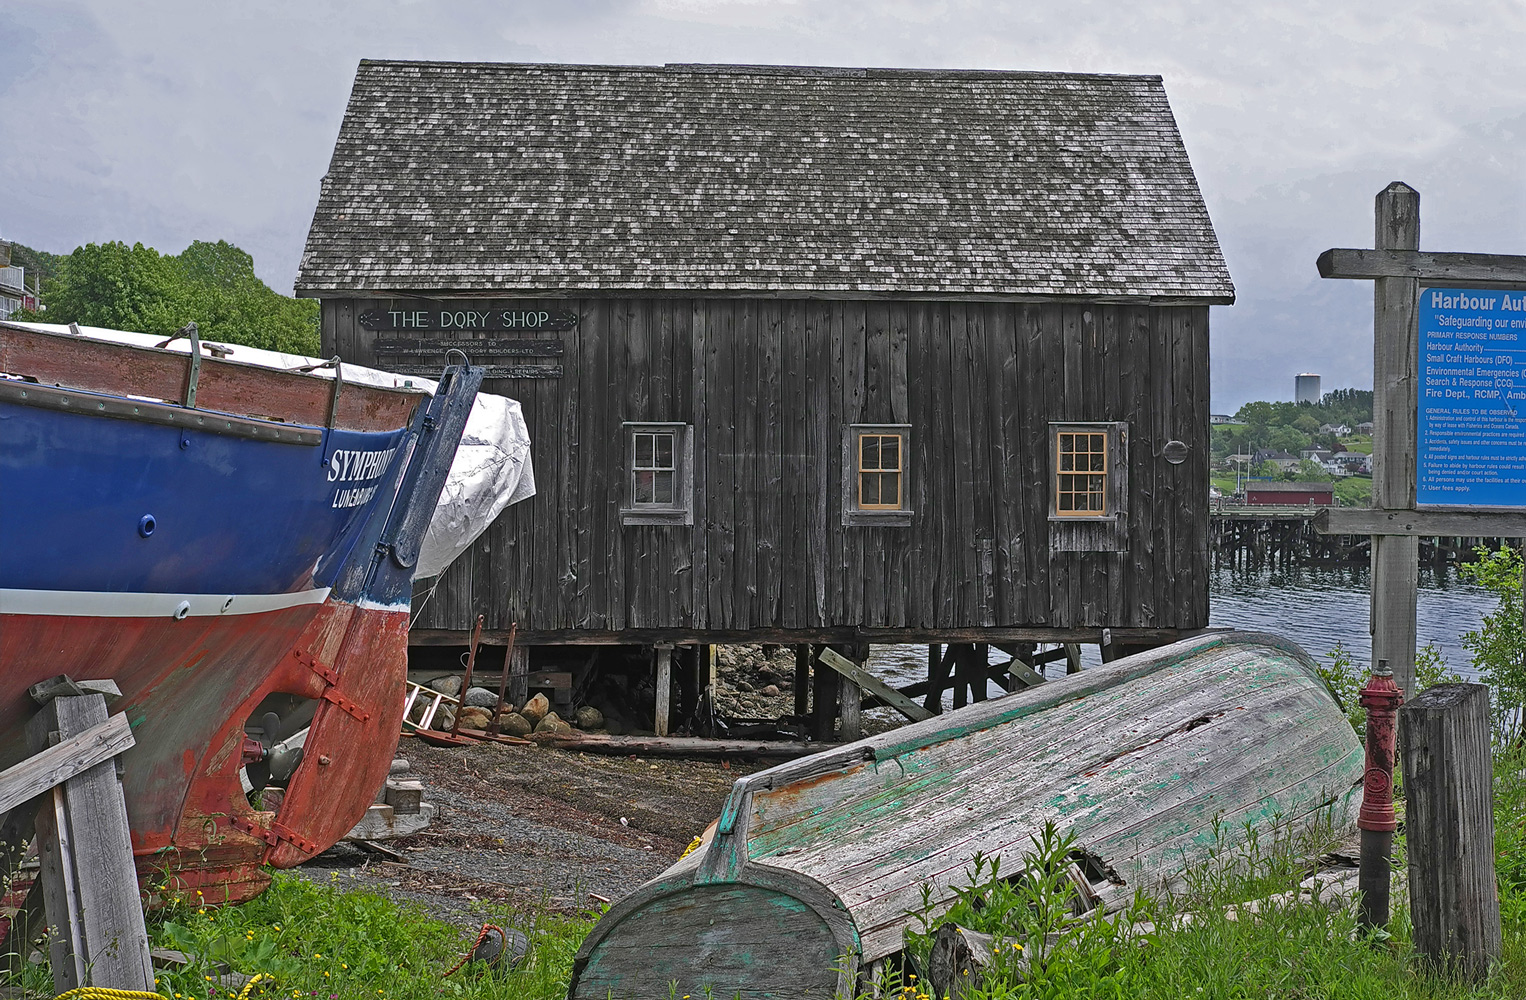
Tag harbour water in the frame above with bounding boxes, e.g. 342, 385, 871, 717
865, 563, 1496, 699
1207, 563, 1490, 678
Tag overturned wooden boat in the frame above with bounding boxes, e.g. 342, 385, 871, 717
569, 631, 1364, 999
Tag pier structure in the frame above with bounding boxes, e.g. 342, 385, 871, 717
1209, 502, 1499, 569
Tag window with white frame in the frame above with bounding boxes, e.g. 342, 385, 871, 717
621, 422, 693, 525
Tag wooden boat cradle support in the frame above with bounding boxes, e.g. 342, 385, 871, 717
0, 687, 154, 994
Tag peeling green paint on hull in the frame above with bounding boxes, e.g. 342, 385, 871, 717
568, 632, 1364, 999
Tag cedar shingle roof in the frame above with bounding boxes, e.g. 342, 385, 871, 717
297, 61, 1233, 302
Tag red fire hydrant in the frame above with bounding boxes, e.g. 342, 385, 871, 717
1357, 658, 1403, 931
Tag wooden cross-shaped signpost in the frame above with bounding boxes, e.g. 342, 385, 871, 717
1316, 182, 1526, 700
1318, 182, 1514, 976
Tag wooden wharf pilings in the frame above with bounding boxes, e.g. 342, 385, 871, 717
1209, 504, 1505, 570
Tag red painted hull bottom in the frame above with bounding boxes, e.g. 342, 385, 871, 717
0, 599, 409, 904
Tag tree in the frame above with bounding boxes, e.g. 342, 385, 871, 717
1293, 459, 1332, 481
1460, 545, 1526, 746
19, 240, 318, 354
1267, 426, 1310, 454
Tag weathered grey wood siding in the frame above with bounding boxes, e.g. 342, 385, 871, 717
322, 297, 1210, 635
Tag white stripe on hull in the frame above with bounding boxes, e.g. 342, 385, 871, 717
0, 587, 332, 618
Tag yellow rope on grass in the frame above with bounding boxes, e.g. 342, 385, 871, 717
50, 989, 167, 1000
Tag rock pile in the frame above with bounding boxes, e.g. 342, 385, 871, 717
409, 678, 589, 736
713, 645, 797, 718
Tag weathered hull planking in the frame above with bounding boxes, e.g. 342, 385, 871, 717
0, 324, 482, 903
569, 631, 1366, 1000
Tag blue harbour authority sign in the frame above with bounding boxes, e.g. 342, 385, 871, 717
1419, 287, 1526, 508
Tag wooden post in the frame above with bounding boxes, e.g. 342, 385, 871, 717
812, 647, 838, 741
838, 675, 862, 743
837, 643, 870, 742
1400, 683, 1501, 978
507, 643, 530, 710
1064, 643, 1082, 675
653, 645, 673, 738
793, 644, 810, 718
677, 646, 700, 723
924, 644, 954, 715
952, 645, 971, 710
972, 643, 990, 702
1372, 182, 1421, 700
25, 694, 154, 993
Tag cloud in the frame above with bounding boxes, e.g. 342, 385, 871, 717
5, 1, 1526, 410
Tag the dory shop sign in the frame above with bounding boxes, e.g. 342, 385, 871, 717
359, 304, 579, 332
1418, 287, 1526, 508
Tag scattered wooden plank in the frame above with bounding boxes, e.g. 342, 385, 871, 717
535, 733, 837, 760
816, 647, 934, 723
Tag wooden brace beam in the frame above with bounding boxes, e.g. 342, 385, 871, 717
1318, 247, 1526, 285
0, 714, 134, 815
816, 648, 934, 723
1314, 507, 1526, 537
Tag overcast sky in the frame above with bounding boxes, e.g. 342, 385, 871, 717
6, 1, 1526, 412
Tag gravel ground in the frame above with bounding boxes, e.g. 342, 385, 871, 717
295, 644, 907, 924
296, 739, 770, 924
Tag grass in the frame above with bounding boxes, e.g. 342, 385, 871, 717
857, 750, 1526, 1000
3, 872, 597, 1000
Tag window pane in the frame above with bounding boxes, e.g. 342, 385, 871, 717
634, 470, 655, 503
861, 435, 880, 471
653, 470, 674, 505
635, 433, 654, 468
655, 433, 674, 469
863, 471, 880, 506
1090, 452, 1105, 471
882, 437, 900, 471
882, 472, 901, 506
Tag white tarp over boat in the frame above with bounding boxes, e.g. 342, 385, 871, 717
8, 322, 535, 578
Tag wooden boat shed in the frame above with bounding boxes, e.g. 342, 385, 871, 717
296, 61, 1235, 730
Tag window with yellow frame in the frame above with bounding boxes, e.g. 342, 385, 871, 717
844, 424, 913, 524
1055, 428, 1110, 516
858, 432, 903, 509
